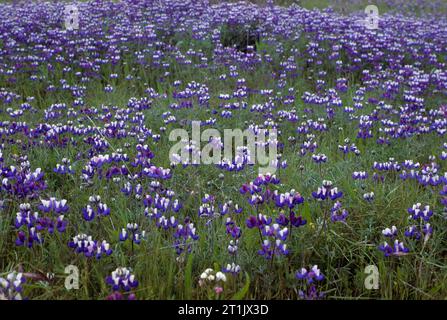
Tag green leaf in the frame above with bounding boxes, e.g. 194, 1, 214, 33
231, 272, 250, 300
302, 202, 312, 223
184, 253, 194, 299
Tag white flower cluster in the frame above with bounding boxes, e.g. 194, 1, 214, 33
199, 268, 227, 284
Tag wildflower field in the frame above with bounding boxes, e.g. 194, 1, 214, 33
1, 0, 447, 300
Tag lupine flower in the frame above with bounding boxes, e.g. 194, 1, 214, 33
382, 226, 398, 238
330, 201, 348, 222
404, 226, 421, 240
274, 190, 304, 209
119, 223, 146, 245
296, 265, 325, 300
228, 240, 238, 254
408, 203, 433, 221
198, 202, 216, 218
312, 180, 343, 201
14, 203, 42, 247
246, 213, 272, 229
15, 199, 69, 247
219, 201, 243, 215
1, 164, 46, 199
68, 234, 112, 259
379, 240, 409, 257
173, 218, 199, 255
298, 283, 325, 300
363, 192, 375, 202
262, 224, 289, 241
422, 223, 433, 241
15, 203, 37, 228
296, 265, 325, 284
352, 171, 368, 180
258, 239, 288, 259
106, 267, 138, 300
253, 173, 280, 186
82, 195, 110, 221
38, 198, 69, 214
225, 218, 242, 239
36, 215, 67, 234
156, 215, 178, 230
222, 262, 241, 275
82, 205, 95, 221
239, 182, 262, 195
440, 185, 447, 203
16, 227, 43, 247
276, 211, 307, 228
53, 158, 74, 175
312, 153, 327, 164
0, 272, 26, 300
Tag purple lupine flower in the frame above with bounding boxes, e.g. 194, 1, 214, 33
258, 239, 289, 259
246, 213, 272, 229
253, 173, 280, 186
97, 203, 110, 216
330, 201, 348, 222
379, 240, 409, 257
173, 218, 199, 255
38, 198, 69, 214
274, 190, 304, 209
82, 205, 95, 221
262, 224, 289, 241
68, 234, 112, 259
198, 202, 215, 218
299, 284, 325, 300
312, 180, 343, 201
290, 211, 307, 227
312, 153, 327, 164
408, 203, 433, 221
440, 185, 447, 207
225, 218, 242, 239
296, 265, 325, 283
172, 199, 182, 212
145, 207, 162, 220
228, 240, 238, 255
220, 202, 230, 215
404, 226, 421, 240
106, 267, 138, 296
53, 158, 74, 175
15, 227, 43, 248
422, 223, 433, 241
0, 272, 26, 300
82, 195, 110, 221
352, 171, 368, 180
276, 213, 289, 226
363, 192, 375, 202
202, 194, 215, 203
222, 262, 241, 275
156, 216, 178, 230
382, 226, 398, 238
239, 182, 262, 195
220, 201, 242, 216
119, 223, 145, 245
97, 240, 113, 258
15, 203, 37, 228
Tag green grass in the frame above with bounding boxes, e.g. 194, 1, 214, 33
0, 1, 446, 301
